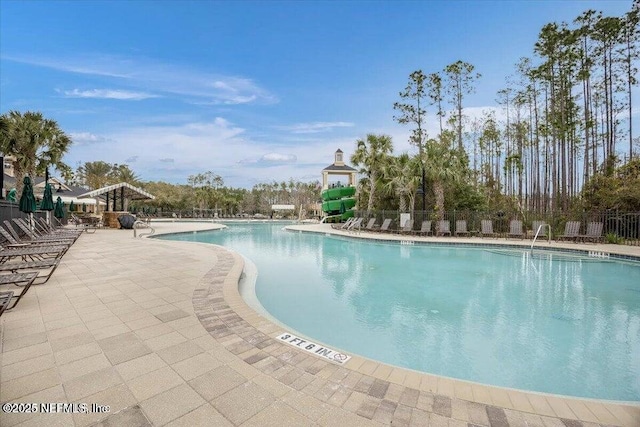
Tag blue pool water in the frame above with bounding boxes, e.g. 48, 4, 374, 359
158, 222, 640, 401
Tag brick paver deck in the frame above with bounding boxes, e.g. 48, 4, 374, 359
1, 221, 638, 426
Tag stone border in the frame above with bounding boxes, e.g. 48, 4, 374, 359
189, 228, 640, 427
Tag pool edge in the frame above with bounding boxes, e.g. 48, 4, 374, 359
179, 221, 640, 426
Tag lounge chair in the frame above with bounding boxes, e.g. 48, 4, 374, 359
531, 221, 548, 238
416, 220, 432, 236
346, 217, 363, 231
0, 259, 60, 285
0, 291, 14, 317
3, 220, 22, 242
0, 227, 30, 249
0, 244, 68, 263
364, 218, 377, 231
376, 218, 392, 233
508, 220, 525, 239
0, 226, 71, 249
37, 218, 83, 237
399, 219, 414, 234
480, 220, 497, 238
0, 272, 38, 310
436, 220, 451, 236
331, 217, 354, 230
455, 220, 470, 237
19, 218, 80, 241
558, 221, 581, 242
578, 222, 603, 243
10, 220, 76, 244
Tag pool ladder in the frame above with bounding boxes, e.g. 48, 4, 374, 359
133, 220, 155, 238
530, 224, 551, 252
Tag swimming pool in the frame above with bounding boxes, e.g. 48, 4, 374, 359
158, 222, 640, 401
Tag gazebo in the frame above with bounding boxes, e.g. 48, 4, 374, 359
77, 182, 154, 228
321, 149, 357, 190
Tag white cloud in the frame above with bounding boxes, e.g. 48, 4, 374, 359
62, 88, 157, 100
3, 54, 132, 78
63, 105, 509, 187
69, 132, 108, 144
261, 153, 297, 163
8, 54, 277, 105
274, 121, 355, 134
63, 118, 361, 187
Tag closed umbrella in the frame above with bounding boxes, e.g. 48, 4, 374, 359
41, 183, 55, 210
41, 182, 55, 225
69, 200, 75, 212
54, 196, 65, 219
82, 203, 87, 212
19, 177, 37, 213
19, 176, 37, 229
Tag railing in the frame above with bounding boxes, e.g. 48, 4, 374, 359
133, 220, 155, 238
353, 209, 640, 246
530, 223, 551, 252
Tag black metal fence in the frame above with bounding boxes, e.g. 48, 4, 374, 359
354, 209, 640, 246
140, 209, 295, 220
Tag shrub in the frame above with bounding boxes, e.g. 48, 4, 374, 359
605, 233, 624, 244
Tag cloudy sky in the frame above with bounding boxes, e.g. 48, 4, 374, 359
0, 0, 635, 188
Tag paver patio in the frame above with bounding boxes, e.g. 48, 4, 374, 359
0, 220, 638, 426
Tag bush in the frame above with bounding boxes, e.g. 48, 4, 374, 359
605, 233, 624, 244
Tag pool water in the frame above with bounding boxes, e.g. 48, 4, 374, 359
158, 222, 640, 401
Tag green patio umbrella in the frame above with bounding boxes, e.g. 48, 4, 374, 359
82, 203, 87, 212
19, 176, 37, 230
69, 200, 75, 212
19, 177, 37, 214
41, 183, 55, 210
54, 196, 65, 219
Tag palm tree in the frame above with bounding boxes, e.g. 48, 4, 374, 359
423, 138, 465, 219
382, 153, 421, 212
113, 164, 141, 185
350, 134, 393, 212
77, 161, 113, 189
0, 111, 72, 194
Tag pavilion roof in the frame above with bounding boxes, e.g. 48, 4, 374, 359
77, 182, 155, 201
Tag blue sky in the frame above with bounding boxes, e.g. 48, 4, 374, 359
0, 0, 636, 188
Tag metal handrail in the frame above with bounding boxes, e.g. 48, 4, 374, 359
133, 220, 155, 238
530, 224, 551, 252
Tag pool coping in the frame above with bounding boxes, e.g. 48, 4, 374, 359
174, 222, 640, 427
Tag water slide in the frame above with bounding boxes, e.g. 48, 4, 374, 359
321, 186, 356, 223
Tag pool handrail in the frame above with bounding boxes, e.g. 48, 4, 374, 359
531, 223, 551, 252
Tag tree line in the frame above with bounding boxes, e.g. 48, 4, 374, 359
0, 111, 322, 216
352, 1, 639, 216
